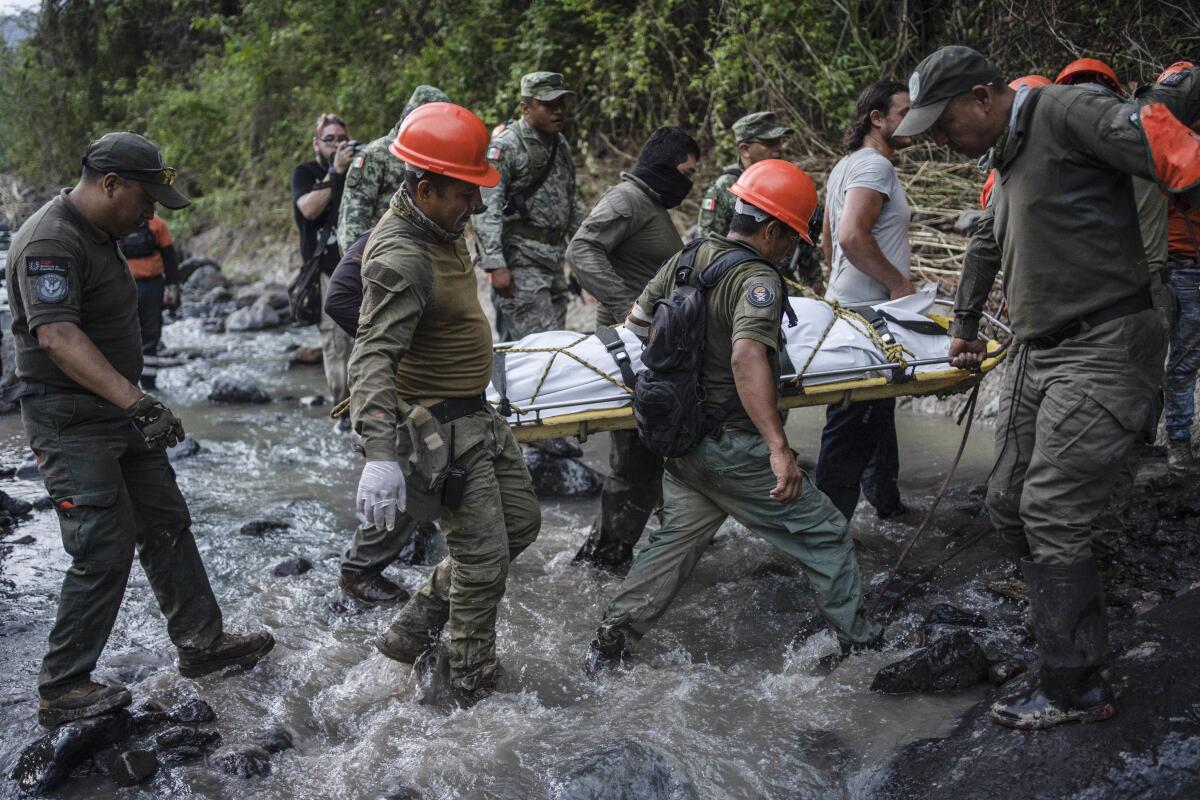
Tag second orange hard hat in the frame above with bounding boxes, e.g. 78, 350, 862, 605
728, 159, 818, 244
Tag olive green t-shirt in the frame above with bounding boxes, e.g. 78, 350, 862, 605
5, 191, 143, 387
635, 234, 784, 428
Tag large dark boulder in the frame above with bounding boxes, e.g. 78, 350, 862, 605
870, 588, 1200, 800
8, 711, 134, 794
208, 376, 271, 404
554, 739, 698, 800
522, 446, 603, 497
871, 630, 989, 694
209, 743, 272, 778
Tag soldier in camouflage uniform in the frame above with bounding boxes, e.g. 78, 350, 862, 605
337, 85, 450, 246
696, 112, 825, 292
475, 71, 584, 339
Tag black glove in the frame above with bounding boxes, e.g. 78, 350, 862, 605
125, 393, 185, 449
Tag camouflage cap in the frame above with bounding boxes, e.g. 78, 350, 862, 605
402, 85, 450, 121
520, 71, 575, 102
732, 111, 793, 143
82, 131, 189, 209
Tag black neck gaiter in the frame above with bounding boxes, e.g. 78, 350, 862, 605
631, 162, 694, 209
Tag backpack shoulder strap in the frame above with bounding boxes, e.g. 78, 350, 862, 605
593, 325, 638, 388
672, 239, 707, 286
699, 245, 799, 328
492, 351, 511, 416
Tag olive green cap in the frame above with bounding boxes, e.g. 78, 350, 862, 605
732, 111, 793, 143
82, 131, 189, 209
895, 46, 1001, 137
520, 71, 575, 102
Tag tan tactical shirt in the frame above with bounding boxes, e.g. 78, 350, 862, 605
348, 189, 493, 461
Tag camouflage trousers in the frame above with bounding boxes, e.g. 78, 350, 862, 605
986, 310, 1166, 564
319, 272, 354, 405
399, 409, 541, 691
496, 258, 569, 340
600, 428, 880, 648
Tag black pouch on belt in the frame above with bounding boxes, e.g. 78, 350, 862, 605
441, 425, 467, 511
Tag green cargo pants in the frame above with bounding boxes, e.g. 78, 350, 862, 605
402, 408, 540, 692
23, 392, 223, 696
575, 429, 664, 567
600, 428, 880, 647
341, 514, 418, 576
985, 310, 1165, 565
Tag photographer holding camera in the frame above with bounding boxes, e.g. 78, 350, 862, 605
292, 113, 358, 408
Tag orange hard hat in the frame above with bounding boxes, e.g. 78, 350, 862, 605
727, 159, 818, 243
1158, 61, 1195, 83
1009, 74, 1051, 91
389, 102, 500, 188
1055, 58, 1121, 93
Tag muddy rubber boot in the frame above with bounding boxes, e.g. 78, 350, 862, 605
572, 533, 634, 576
991, 558, 1115, 730
374, 592, 450, 664
38, 680, 132, 728
178, 631, 275, 678
339, 571, 410, 606
583, 624, 629, 677
1168, 441, 1198, 475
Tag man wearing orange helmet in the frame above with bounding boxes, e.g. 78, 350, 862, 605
346, 102, 541, 705
585, 159, 882, 672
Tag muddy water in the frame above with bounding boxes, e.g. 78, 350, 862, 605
0, 316, 1013, 799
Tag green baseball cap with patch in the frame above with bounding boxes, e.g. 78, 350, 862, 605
520, 71, 575, 102
82, 131, 190, 209
732, 111, 793, 143
894, 46, 1001, 138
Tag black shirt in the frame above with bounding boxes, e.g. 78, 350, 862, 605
291, 160, 344, 270
324, 231, 370, 338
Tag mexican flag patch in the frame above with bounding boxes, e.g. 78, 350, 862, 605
702, 197, 716, 211
486, 146, 501, 161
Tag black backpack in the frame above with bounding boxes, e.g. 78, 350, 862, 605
634, 239, 795, 458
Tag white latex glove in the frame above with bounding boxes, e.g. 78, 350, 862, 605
356, 460, 405, 531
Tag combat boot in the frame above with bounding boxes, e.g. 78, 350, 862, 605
339, 571, 410, 606
178, 630, 275, 678
583, 623, 630, 676
991, 558, 1115, 730
38, 680, 132, 728
1168, 441, 1198, 474
374, 592, 450, 664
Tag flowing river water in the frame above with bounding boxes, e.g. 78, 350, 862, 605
0, 314, 1018, 799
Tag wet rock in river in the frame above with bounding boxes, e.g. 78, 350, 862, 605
251, 724, 294, 754
8, 711, 134, 794
32, 495, 54, 511
6, 534, 34, 545
924, 603, 987, 629
299, 394, 325, 407
241, 519, 291, 536
872, 588, 1200, 800
167, 436, 202, 461
375, 786, 423, 800
156, 726, 221, 764
168, 698, 217, 724
555, 738, 699, 800
209, 743, 272, 778
0, 488, 33, 517
208, 376, 271, 404
184, 265, 227, 295
178, 255, 220, 284
272, 556, 313, 576
289, 345, 324, 366
16, 452, 40, 481
987, 658, 1027, 686
521, 446, 603, 497
202, 285, 234, 304
109, 749, 156, 787
129, 699, 169, 731
225, 299, 283, 332
871, 631, 989, 694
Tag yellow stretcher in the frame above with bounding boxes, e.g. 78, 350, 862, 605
503, 309, 1010, 444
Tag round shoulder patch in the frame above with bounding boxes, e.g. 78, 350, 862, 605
34, 273, 69, 304
746, 280, 775, 308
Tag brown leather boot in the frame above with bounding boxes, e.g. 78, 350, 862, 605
38, 680, 132, 728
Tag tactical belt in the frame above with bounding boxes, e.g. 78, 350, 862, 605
3, 381, 95, 404
506, 222, 563, 246
1025, 287, 1153, 350
423, 394, 488, 425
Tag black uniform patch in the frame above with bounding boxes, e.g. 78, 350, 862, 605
746, 281, 775, 308
25, 255, 68, 276
1159, 71, 1186, 88
26, 256, 70, 304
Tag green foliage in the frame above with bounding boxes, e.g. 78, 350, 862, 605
1, 0, 1196, 234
